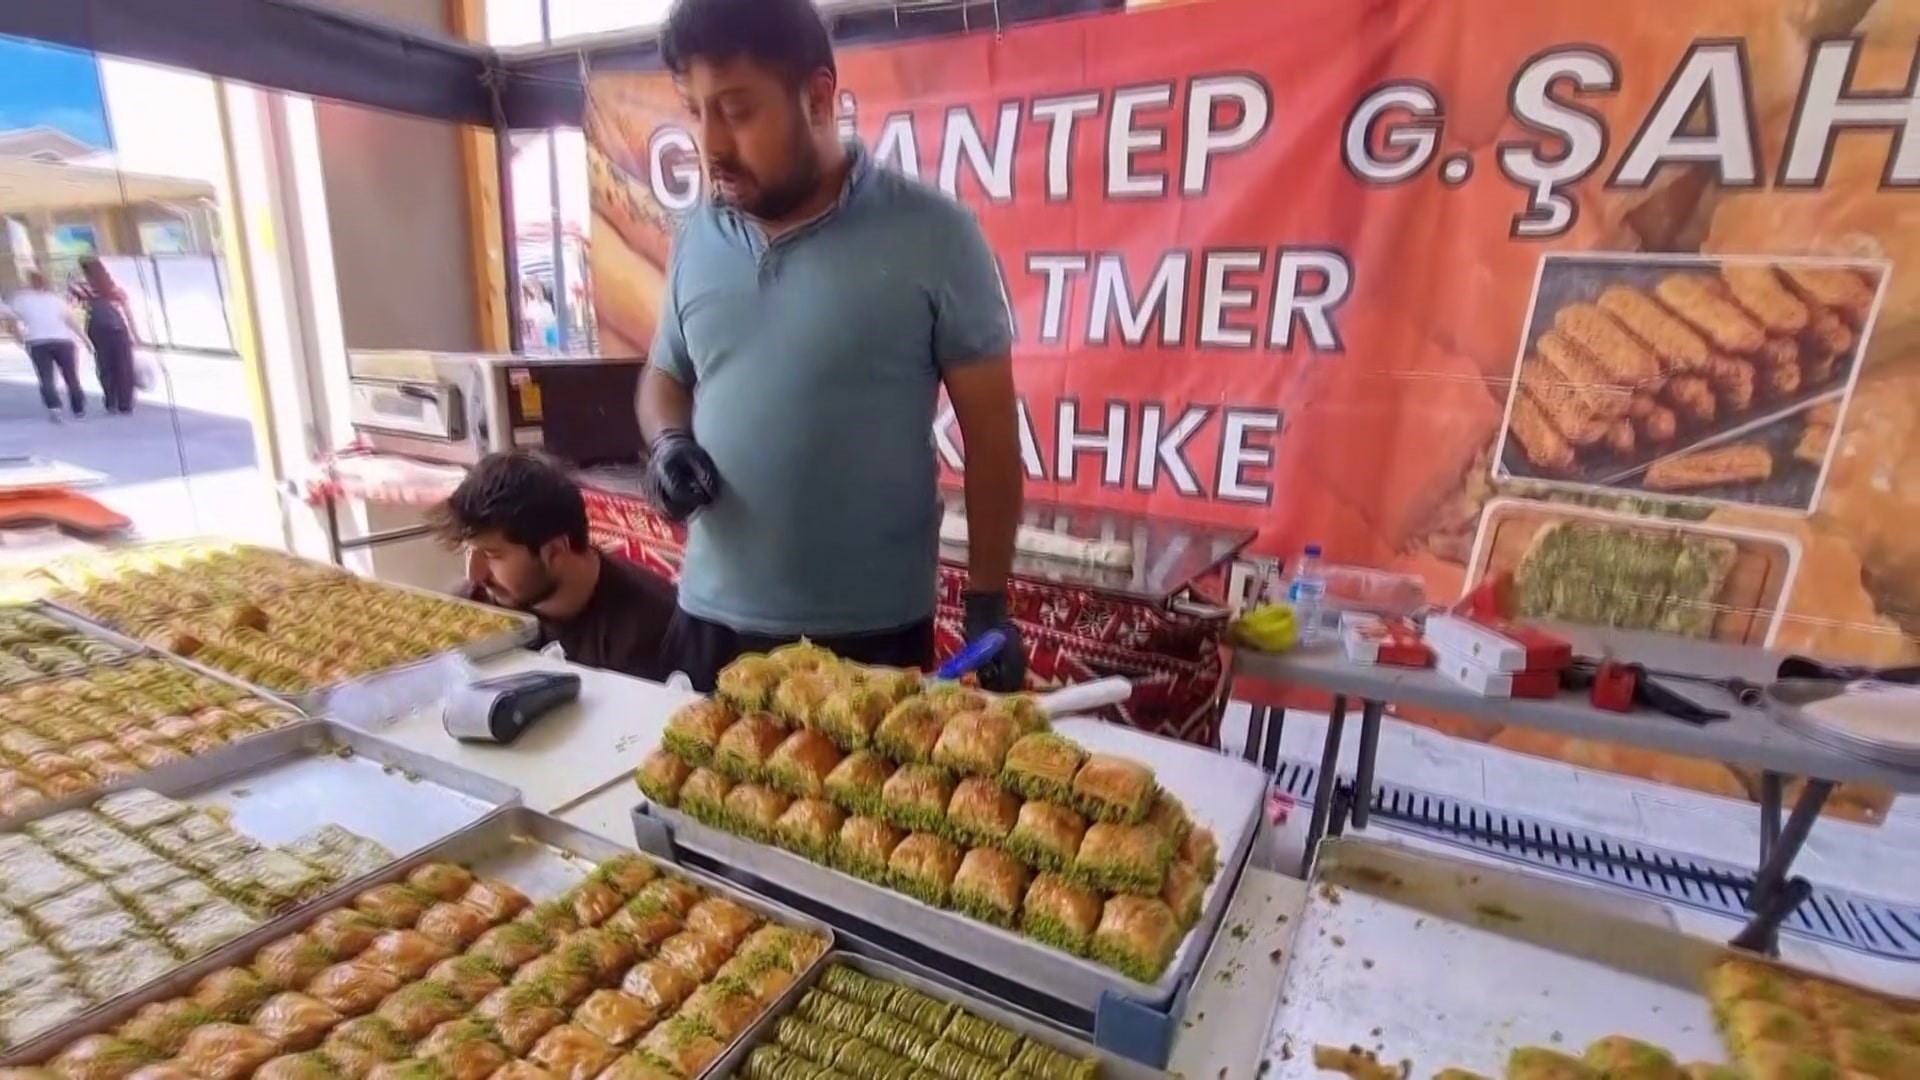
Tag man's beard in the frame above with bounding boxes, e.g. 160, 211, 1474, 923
713, 129, 822, 222
487, 569, 560, 612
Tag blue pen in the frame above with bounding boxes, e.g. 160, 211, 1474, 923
933, 629, 1007, 682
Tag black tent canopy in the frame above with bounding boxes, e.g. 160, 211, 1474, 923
4, 0, 499, 126
3, 0, 1115, 346
3, 0, 1118, 131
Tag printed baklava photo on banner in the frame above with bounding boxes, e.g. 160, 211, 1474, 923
1465, 501, 1795, 647
1495, 254, 1887, 512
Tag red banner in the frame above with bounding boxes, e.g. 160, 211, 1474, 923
588, 0, 1920, 818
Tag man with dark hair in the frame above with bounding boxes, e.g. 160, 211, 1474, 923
639, 0, 1026, 692
431, 452, 676, 679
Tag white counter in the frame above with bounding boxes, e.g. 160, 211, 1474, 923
371, 647, 697, 814
554, 752, 1298, 1079
429, 650, 1302, 1076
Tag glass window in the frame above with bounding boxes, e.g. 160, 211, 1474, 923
484, 0, 546, 46
0, 35, 255, 546
547, 0, 673, 40
488, 0, 852, 354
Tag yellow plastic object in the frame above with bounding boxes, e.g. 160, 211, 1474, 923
1227, 603, 1298, 652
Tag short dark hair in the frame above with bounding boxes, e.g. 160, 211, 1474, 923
430, 451, 589, 552
660, 0, 835, 86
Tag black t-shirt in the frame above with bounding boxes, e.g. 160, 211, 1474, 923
536, 555, 677, 681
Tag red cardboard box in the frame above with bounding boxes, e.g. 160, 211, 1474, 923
1342, 613, 1432, 668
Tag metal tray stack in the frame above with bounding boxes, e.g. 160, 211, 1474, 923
637, 718, 1267, 1021
0, 721, 520, 1055
0, 605, 320, 822
270, 574, 538, 720
4, 808, 836, 1072
1766, 679, 1920, 770
1268, 838, 1735, 1078
2, 718, 521, 850
709, 953, 1167, 1080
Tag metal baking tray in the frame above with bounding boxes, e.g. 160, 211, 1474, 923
0, 600, 150, 690
643, 718, 1267, 1014
0, 718, 519, 845
39, 541, 537, 719
31, 539, 306, 611
277, 574, 539, 720
1266, 837, 1735, 1079
1766, 679, 1920, 769
709, 952, 1167, 1080
26, 601, 302, 704
0, 722, 517, 1056
4, 807, 835, 1070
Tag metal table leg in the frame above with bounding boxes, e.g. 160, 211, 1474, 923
1749, 778, 1833, 907
1350, 698, 1384, 829
1261, 706, 1287, 773
324, 496, 344, 566
1299, 694, 1348, 878
1758, 771, 1784, 864
1733, 778, 1835, 956
1216, 668, 1237, 754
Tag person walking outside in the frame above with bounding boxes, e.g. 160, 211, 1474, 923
0, 269, 87, 421
71, 256, 139, 415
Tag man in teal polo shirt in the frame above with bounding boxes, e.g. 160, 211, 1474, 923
637, 0, 1026, 692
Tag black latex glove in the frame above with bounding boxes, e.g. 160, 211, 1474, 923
963, 590, 1027, 693
644, 428, 720, 522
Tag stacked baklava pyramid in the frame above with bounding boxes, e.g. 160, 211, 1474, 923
638, 642, 1216, 983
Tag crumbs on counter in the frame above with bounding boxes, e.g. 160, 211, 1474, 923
1311, 1044, 1410, 1080
1473, 902, 1522, 923
1346, 867, 1405, 890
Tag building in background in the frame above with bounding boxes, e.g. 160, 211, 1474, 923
0, 34, 233, 352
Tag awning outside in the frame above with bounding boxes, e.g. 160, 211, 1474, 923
0, 0, 1124, 132
0, 157, 215, 216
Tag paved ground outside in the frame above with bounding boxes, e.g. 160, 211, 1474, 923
0, 342, 282, 542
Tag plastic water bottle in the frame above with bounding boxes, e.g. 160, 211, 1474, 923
1287, 544, 1327, 644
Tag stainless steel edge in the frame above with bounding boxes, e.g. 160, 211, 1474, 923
0, 804, 525, 1065
0, 630, 323, 834
709, 951, 1166, 1080
1265, 836, 1735, 1079
1766, 683, 1920, 768
0, 716, 520, 834
1309, 837, 1708, 982
0, 727, 518, 1060
325, 721, 525, 808
652, 802, 1195, 1012
4, 806, 833, 1069
649, 735, 1260, 1018
0, 719, 329, 832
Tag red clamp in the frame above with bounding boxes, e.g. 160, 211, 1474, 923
1590, 661, 1637, 713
